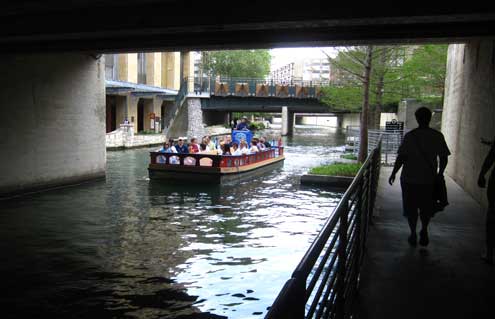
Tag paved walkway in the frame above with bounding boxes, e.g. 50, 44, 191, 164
356, 167, 495, 319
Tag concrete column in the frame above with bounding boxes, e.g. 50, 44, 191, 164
161, 52, 180, 90
143, 99, 154, 131
281, 107, 294, 136
115, 95, 127, 125
118, 53, 137, 83
0, 53, 106, 197
336, 114, 344, 128
442, 41, 495, 207
127, 94, 139, 134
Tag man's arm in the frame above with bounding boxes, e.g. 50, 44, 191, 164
389, 154, 405, 185
438, 155, 448, 176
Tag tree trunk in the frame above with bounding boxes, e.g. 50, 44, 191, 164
373, 47, 388, 129
358, 46, 374, 163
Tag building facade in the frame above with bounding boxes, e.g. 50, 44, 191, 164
270, 58, 331, 83
104, 52, 194, 134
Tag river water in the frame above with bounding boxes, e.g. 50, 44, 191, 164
0, 126, 346, 319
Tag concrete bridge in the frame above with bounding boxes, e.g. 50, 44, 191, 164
163, 75, 348, 138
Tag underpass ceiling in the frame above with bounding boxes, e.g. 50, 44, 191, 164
1, 2, 495, 53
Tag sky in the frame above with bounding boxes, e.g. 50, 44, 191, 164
269, 47, 338, 71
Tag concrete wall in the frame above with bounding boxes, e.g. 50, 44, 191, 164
166, 98, 206, 139
162, 52, 181, 90
442, 41, 495, 207
0, 53, 106, 196
342, 113, 361, 129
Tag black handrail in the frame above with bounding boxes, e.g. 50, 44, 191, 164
266, 140, 382, 319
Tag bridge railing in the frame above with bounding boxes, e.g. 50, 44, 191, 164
191, 75, 328, 99
265, 140, 381, 319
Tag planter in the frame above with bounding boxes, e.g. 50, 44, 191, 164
300, 174, 354, 189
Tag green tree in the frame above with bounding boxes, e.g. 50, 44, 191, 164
201, 50, 271, 78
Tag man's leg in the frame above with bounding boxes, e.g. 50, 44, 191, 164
419, 212, 431, 246
402, 182, 418, 245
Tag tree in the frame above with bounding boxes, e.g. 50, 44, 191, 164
201, 50, 271, 78
323, 46, 374, 162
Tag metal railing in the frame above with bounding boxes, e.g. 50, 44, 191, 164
188, 75, 328, 99
266, 141, 382, 319
346, 126, 403, 165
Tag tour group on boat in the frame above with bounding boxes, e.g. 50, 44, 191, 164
148, 129, 285, 183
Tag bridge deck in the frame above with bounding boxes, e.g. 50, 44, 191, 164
357, 167, 494, 319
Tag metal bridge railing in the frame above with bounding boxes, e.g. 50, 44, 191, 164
346, 126, 404, 165
189, 75, 327, 99
265, 141, 382, 319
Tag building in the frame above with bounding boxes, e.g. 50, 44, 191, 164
104, 52, 195, 134
270, 58, 331, 83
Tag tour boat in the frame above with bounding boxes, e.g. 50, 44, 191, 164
148, 147, 285, 184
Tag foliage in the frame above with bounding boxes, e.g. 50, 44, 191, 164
321, 45, 448, 111
340, 153, 358, 160
249, 122, 266, 131
309, 162, 362, 177
201, 50, 271, 78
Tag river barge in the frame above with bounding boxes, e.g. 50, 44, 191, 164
148, 147, 285, 184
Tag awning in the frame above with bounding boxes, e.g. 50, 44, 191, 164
106, 80, 178, 97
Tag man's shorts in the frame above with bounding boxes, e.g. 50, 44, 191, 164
400, 181, 435, 218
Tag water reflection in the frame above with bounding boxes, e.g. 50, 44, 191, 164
0, 127, 346, 318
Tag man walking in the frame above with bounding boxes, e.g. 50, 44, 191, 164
478, 137, 495, 264
389, 107, 451, 246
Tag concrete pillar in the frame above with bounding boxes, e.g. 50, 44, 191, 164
442, 41, 495, 207
115, 95, 127, 126
144, 52, 162, 87
180, 51, 195, 93
127, 94, 139, 134
281, 107, 294, 136
336, 114, 344, 128
118, 53, 137, 83
0, 53, 106, 197
143, 99, 154, 131
161, 52, 180, 90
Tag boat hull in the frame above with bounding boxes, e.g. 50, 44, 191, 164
148, 155, 285, 184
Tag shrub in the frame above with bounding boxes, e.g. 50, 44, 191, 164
309, 162, 362, 177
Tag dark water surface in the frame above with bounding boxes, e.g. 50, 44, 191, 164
0, 127, 345, 319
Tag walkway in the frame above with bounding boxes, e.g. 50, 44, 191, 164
356, 167, 495, 319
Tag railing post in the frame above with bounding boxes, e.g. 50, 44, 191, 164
335, 201, 348, 318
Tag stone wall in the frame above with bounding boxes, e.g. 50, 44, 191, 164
0, 53, 106, 196
106, 125, 166, 149
186, 98, 207, 138
442, 41, 495, 207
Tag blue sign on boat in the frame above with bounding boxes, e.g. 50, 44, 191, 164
232, 130, 253, 144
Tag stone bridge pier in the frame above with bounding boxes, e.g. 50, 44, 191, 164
0, 53, 106, 197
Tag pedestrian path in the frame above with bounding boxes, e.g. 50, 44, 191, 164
356, 167, 495, 319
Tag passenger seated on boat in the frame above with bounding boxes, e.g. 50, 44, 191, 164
239, 140, 250, 154
168, 138, 178, 153
222, 144, 231, 155
249, 140, 259, 153
199, 143, 207, 153
188, 138, 200, 153
157, 142, 172, 163
260, 137, 271, 149
175, 138, 189, 154
231, 142, 242, 156
206, 135, 216, 151
258, 138, 266, 151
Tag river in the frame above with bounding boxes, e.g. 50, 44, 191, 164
0, 126, 346, 319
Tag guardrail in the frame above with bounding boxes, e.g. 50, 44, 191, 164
265, 141, 382, 319
190, 76, 328, 99
346, 127, 403, 165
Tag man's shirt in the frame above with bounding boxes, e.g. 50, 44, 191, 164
398, 127, 451, 184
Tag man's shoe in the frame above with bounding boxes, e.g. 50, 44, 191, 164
408, 233, 417, 246
419, 230, 429, 246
